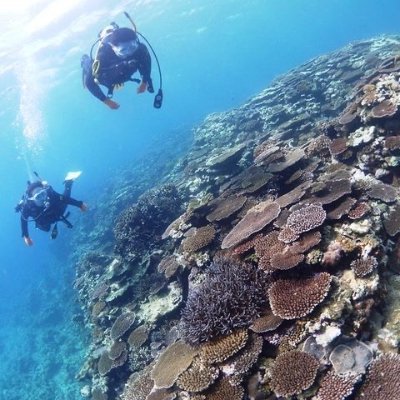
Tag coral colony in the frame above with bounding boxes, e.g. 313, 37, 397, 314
75, 36, 400, 399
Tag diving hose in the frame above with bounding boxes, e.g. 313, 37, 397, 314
124, 11, 163, 108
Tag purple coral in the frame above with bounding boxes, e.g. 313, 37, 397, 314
180, 259, 269, 344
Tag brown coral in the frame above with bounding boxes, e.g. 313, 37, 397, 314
384, 204, 400, 236
206, 195, 247, 222
111, 311, 136, 341
98, 351, 113, 376
278, 225, 300, 244
199, 329, 248, 364
269, 273, 332, 319
316, 371, 356, 400
158, 256, 180, 279
329, 137, 348, 156
313, 179, 352, 205
286, 204, 326, 235
270, 251, 304, 271
151, 340, 197, 389
128, 325, 150, 349
176, 357, 219, 392
224, 334, 264, 376
250, 313, 283, 333
355, 353, 400, 399
121, 364, 154, 400
182, 225, 216, 253
109, 340, 127, 360
276, 181, 312, 208
367, 182, 398, 203
370, 99, 397, 118
221, 201, 281, 249
207, 377, 244, 400
348, 201, 371, 220
327, 197, 357, 220
350, 256, 378, 277
270, 351, 319, 397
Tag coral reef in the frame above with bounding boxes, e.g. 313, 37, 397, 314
73, 36, 400, 400
180, 259, 269, 344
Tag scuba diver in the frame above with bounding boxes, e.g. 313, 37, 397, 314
81, 12, 163, 110
15, 171, 87, 246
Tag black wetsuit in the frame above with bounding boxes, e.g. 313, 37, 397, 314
20, 182, 83, 238
84, 27, 152, 102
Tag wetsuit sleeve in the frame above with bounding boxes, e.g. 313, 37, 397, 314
136, 43, 152, 83
84, 70, 107, 102
21, 210, 29, 238
65, 197, 84, 208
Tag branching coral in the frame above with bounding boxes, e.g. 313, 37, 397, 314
114, 184, 182, 257
286, 204, 326, 235
180, 259, 269, 344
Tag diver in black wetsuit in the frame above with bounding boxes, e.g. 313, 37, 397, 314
82, 22, 154, 110
15, 172, 87, 246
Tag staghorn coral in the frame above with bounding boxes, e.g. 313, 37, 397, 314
181, 225, 216, 253
207, 377, 244, 400
199, 329, 248, 364
221, 200, 281, 249
270, 351, 319, 397
350, 256, 378, 277
176, 357, 219, 392
316, 371, 356, 400
286, 204, 326, 235
151, 340, 197, 389
180, 259, 269, 344
355, 353, 400, 399
111, 311, 136, 341
269, 272, 332, 319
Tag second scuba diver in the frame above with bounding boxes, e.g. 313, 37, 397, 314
15, 171, 87, 246
81, 22, 154, 110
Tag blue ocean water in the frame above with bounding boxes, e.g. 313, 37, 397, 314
0, 0, 399, 398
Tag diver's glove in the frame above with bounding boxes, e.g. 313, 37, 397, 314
103, 98, 120, 109
137, 80, 147, 94
80, 202, 88, 212
24, 236, 33, 246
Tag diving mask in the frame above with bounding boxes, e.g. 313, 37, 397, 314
111, 39, 139, 59
30, 187, 49, 207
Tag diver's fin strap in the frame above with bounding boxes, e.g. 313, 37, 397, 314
59, 212, 73, 229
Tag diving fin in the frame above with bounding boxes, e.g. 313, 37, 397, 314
64, 171, 82, 182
